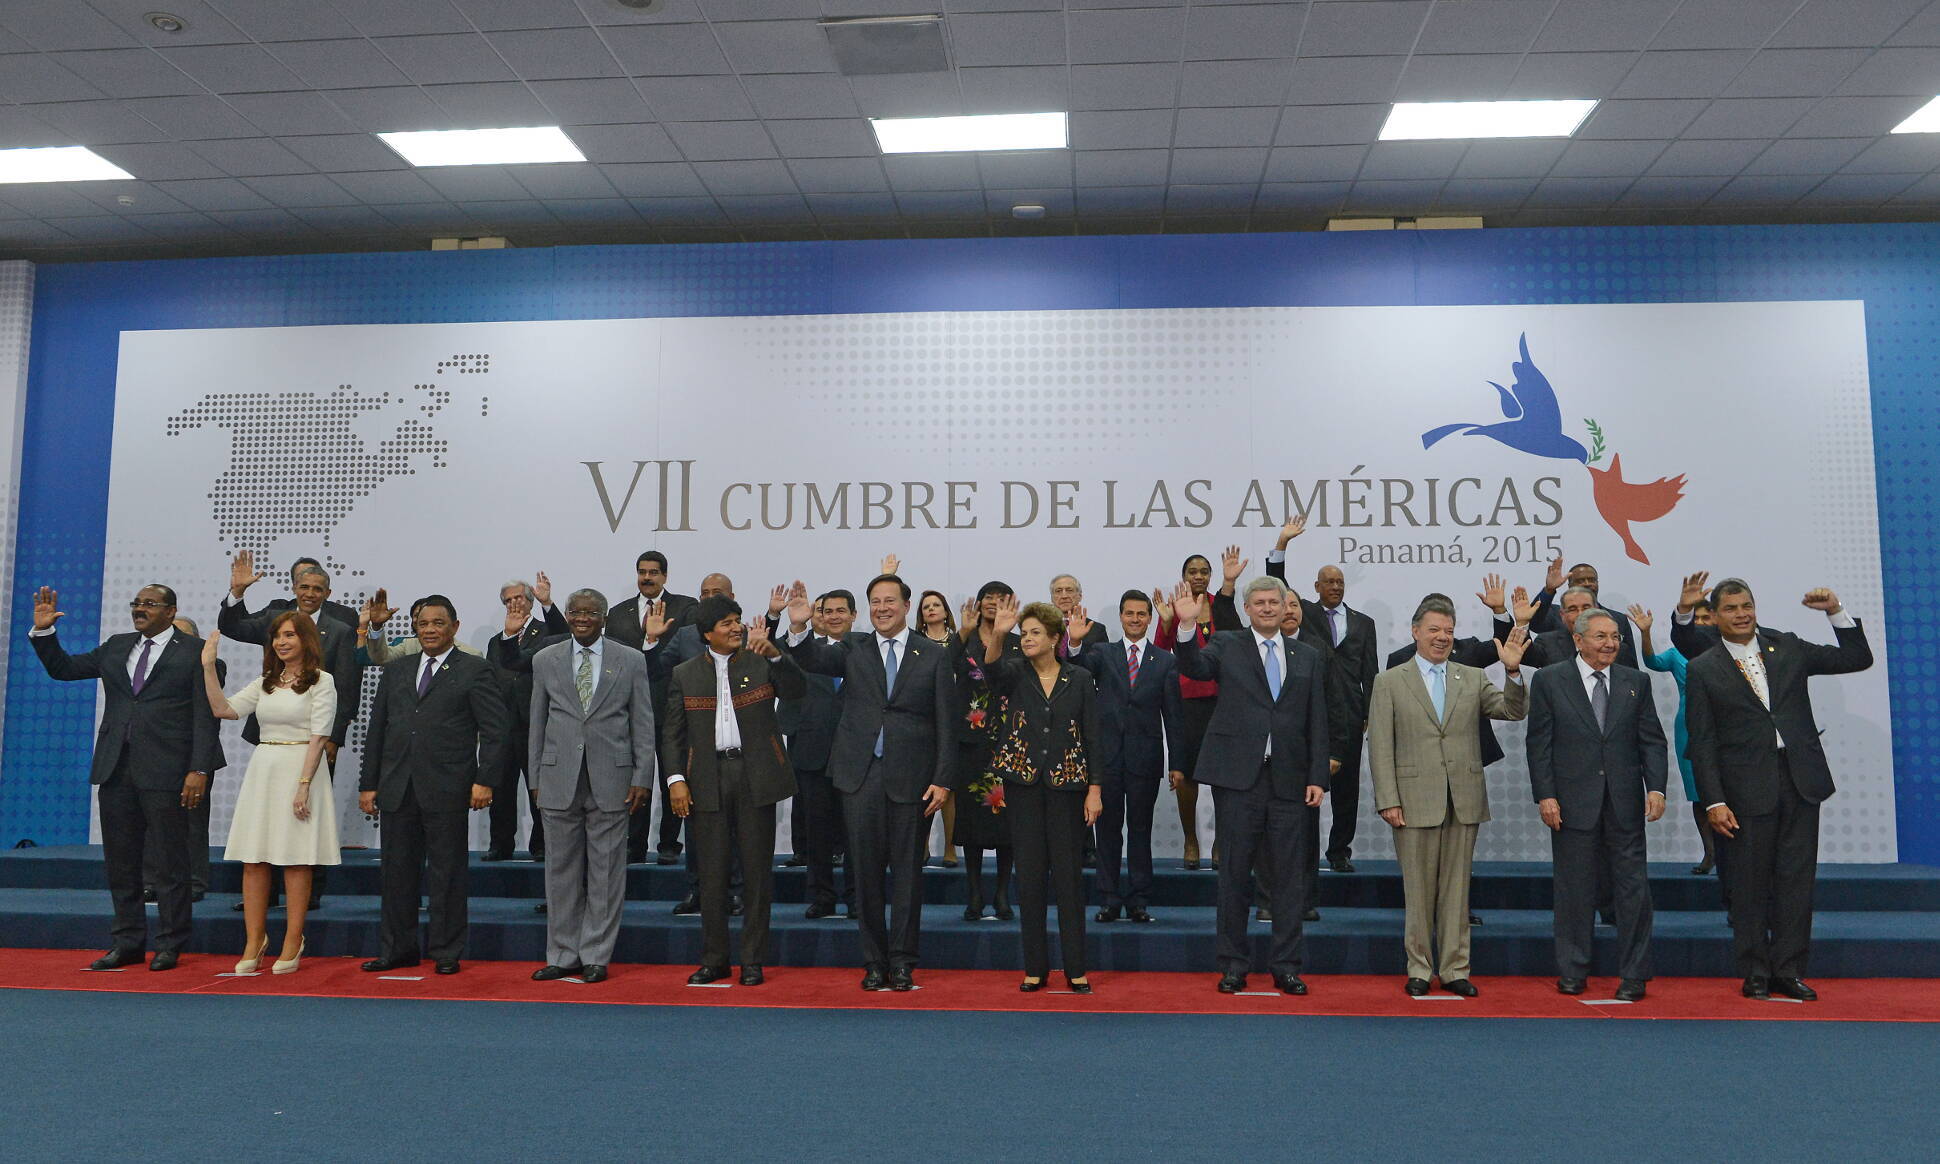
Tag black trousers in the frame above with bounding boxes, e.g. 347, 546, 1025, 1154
378, 781, 471, 963
1094, 760, 1161, 909
1009, 779, 1088, 979
99, 758, 192, 954
489, 731, 544, 855
144, 792, 210, 895
841, 759, 928, 971
690, 757, 776, 969
797, 764, 853, 909
1325, 748, 1363, 863
1211, 770, 1311, 977
1552, 791, 1654, 981
1721, 763, 1819, 979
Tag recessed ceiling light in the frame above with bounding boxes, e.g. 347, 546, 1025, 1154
0, 146, 135, 184
1378, 100, 1598, 141
870, 112, 1067, 154
375, 126, 586, 167
145, 12, 187, 33
1892, 96, 1940, 133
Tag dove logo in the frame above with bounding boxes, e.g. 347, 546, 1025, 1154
1423, 334, 1687, 566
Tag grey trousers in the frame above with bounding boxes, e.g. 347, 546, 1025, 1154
540, 765, 631, 969
1393, 809, 1480, 982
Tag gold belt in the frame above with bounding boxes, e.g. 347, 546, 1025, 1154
257, 740, 310, 746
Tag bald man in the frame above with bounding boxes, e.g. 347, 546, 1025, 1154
1266, 518, 1379, 872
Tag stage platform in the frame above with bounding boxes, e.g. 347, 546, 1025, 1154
4, 847, 1937, 978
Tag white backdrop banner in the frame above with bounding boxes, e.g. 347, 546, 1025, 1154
100, 301, 1894, 862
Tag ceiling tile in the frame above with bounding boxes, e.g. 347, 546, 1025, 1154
367, 200, 480, 229
1075, 148, 1170, 185
566, 122, 682, 162
0, 53, 107, 102
1416, 1, 1551, 54
1274, 103, 1386, 146
1889, 172, 1940, 200
1741, 137, 1871, 175
1533, 0, 1680, 52
448, 0, 591, 31
1797, 172, 1920, 202
1710, 173, 1818, 203
1074, 185, 1166, 214
55, 49, 200, 98
0, 185, 115, 216
789, 157, 889, 193
1683, 98, 1817, 139
487, 28, 623, 80
1165, 183, 1256, 211
291, 203, 408, 230
1300, 2, 1432, 57
1888, 3, 1940, 46
694, 158, 799, 195
1452, 138, 1567, 177
985, 186, 1073, 215
160, 44, 305, 94
949, 12, 1066, 68
1774, 0, 1925, 48
627, 195, 727, 225
1646, 138, 1769, 175
601, 161, 709, 195
1178, 59, 1292, 107
958, 66, 1070, 114
414, 165, 531, 200
208, 2, 362, 41
221, 91, 360, 136
1264, 144, 1369, 182
1183, 3, 1301, 61
714, 20, 837, 73
637, 74, 755, 120
1168, 146, 1266, 183
29, 100, 168, 144
1253, 181, 1350, 211
665, 120, 777, 160
124, 95, 262, 139
1613, 50, 1754, 99
1525, 175, 1631, 206
1070, 63, 1179, 110
376, 34, 517, 86
882, 153, 981, 189
1723, 48, 1871, 98
714, 193, 810, 222
328, 169, 446, 202
1283, 56, 1405, 105
1835, 46, 1940, 96
602, 22, 731, 74
40, 215, 154, 241
1842, 134, 1940, 173
322, 86, 450, 132
268, 39, 411, 89
278, 133, 410, 171
848, 70, 961, 117
0, 105, 69, 148
529, 78, 655, 123
425, 82, 555, 126
895, 189, 989, 216
1173, 106, 1279, 148
1785, 95, 1927, 136
1506, 52, 1636, 98
1616, 174, 1729, 205
0, 5, 137, 50
122, 209, 228, 234
978, 151, 1074, 186
236, 173, 358, 206
1069, 6, 1187, 64
735, 72, 857, 120
1576, 98, 1707, 139
1070, 108, 1175, 150
1652, 0, 1798, 50
1435, 177, 1538, 209
151, 177, 274, 210
510, 163, 617, 197
1550, 138, 1667, 176
1392, 54, 1521, 101
1358, 140, 1469, 180
1343, 179, 1446, 214
329, 0, 473, 37
186, 136, 314, 176
765, 117, 876, 158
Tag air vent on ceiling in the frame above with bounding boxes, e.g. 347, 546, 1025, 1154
821, 15, 950, 76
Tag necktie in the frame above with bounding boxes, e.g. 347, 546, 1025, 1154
417, 655, 436, 698
641, 598, 654, 636
1127, 642, 1141, 687
875, 638, 899, 758
1430, 664, 1446, 722
131, 638, 154, 695
576, 647, 594, 712
1591, 668, 1609, 731
1263, 639, 1282, 700
1327, 606, 1341, 646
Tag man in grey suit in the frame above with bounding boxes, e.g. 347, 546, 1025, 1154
1526, 607, 1668, 1001
1369, 595, 1529, 997
527, 589, 656, 984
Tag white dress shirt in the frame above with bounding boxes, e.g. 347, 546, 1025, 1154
417, 646, 453, 691
32, 622, 177, 682
1575, 653, 1612, 702
710, 647, 742, 752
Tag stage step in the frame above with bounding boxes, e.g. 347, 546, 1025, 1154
3, 887, 1937, 978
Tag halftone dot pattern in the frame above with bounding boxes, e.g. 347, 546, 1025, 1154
0, 261, 31, 813
0, 228, 1927, 863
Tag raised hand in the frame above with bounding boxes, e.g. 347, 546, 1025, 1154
1170, 582, 1203, 628
1511, 585, 1538, 626
643, 601, 671, 644
502, 604, 525, 638
1544, 552, 1565, 594
1276, 514, 1307, 549
1676, 570, 1710, 614
880, 553, 900, 576
768, 583, 789, 619
533, 570, 552, 607
1151, 584, 1173, 624
32, 585, 62, 631
229, 548, 264, 599
1802, 587, 1842, 612
745, 617, 778, 657
1498, 624, 1530, 671
990, 592, 1021, 638
201, 628, 221, 665
1628, 604, 1654, 634
959, 597, 979, 634
1220, 544, 1248, 587
1066, 604, 1091, 646
1475, 572, 1506, 614
784, 579, 812, 631
362, 588, 393, 630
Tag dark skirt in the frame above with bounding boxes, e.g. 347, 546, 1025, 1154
1176, 695, 1218, 781
953, 740, 1011, 848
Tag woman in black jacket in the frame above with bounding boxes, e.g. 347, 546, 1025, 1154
982, 595, 1103, 993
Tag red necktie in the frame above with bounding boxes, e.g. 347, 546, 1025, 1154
1127, 642, 1140, 687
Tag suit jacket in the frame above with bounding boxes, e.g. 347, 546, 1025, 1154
662, 648, 806, 811
1387, 638, 1508, 766
641, 623, 703, 691
1683, 620, 1873, 813
1308, 631, 1367, 767
1530, 596, 1639, 670
1368, 657, 1527, 828
1172, 629, 1330, 798
241, 594, 361, 638
606, 591, 699, 648
776, 637, 846, 771
1055, 620, 1110, 661
218, 600, 360, 745
526, 636, 656, 813
1076, 638, 1183, 777
32, 629, 220, 790
360, 649, 511, 813
485, 606, 571, 735
984, 657, 1100, 790
786, 628, 956, 803
1525, 659, 1668, 830
1261, 553, 1382, 721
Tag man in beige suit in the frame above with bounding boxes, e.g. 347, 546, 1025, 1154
1369, 595, 1529, 997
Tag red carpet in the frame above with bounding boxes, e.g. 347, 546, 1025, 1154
4, 948, 1937, 1021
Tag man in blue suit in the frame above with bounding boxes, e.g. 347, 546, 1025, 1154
1073, 590, 1183, 924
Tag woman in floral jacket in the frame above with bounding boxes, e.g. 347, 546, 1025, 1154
981, 594, 1104, 993
953, 581, 1018, 921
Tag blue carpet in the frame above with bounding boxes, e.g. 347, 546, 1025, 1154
1, 988, 1933, 1161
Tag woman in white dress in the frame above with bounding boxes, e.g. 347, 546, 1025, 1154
201, 611, 340, 974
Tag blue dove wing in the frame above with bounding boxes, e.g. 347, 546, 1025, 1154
1507, 333, 1565, 430
1486, 380, 1522, 419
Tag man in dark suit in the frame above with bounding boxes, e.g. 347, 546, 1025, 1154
145, 617, 223, 904
1529, 557, 1639, 669
1049, 573, 1111, 659
1265, 518, 1378, 872
664, 597, 808, 986
1526, 607, 1668, 1001
358, 595, 509, 976
1677, 577, 1872, 1001
30, 584, 218, 971
1074, 590, 1182, 923
783, 572, 955, 992
777, 589, 857, 918
1170, 575, 1330, 996
223, 549, 360, 640
485, 575, 568, 861
607, 550, 698, 865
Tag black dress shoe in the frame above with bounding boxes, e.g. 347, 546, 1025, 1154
308, 895, 322, 911
534, 902, 548, 914
889, 967, 915, 992
481, 848, 511, 862
1217, 973, 1247, 994
1405, 977, 1430, 996
191, 890, 205, 903
1772, 977, 1817, 1001
581, 965, 608, 983
1129, 907, 1154, 923
688, 965, 732, 985
1441, 978, 1478, 997
1557, 976, 1588, 995
1095, 905, 1121, 923
1742, 975, 1771, 999
1691, 861, 1713, 875
1303, 908, 1320, 922
1469, 913, 1483, 925
962, 903, 985, 922
434, 960, 461, 975
528, 849, 545, 862
91, 948, 144, 970
361, 956, 420, 973
532, 964, 583, 981
783, 855, 807, 867
805, 902, 838, 919
1183, 858, 1201, 871
730, 897, 744, 917
993, 902, 1014, 922
1066, 978, 1093, 995
231, 900, 246, 912
1255, 907, 1273, 922
1019, 977, 1043, 993
861, 966, 889, 991
148, 950, 180, 971
142, 888, 157, 903
672, 894, 700, 916
1615, 979, 1647, 1002
656, 848, 682, 865
1329, 858, 1356, 873
739, 965, 764, 986
1274, 974, 1308, 995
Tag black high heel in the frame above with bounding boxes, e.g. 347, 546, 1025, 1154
963, 900, 985, 922
1066, 977, 1092, 995
1020, 977, 1043, 992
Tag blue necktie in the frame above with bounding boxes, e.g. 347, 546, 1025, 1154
1263, 639, 1281, 700
1430, 664, 1446, 722
874, 638, 898, 758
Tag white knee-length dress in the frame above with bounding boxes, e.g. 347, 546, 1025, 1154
222, 673, 342, 866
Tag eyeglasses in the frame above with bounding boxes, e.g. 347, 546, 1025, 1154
128, 600, 169, 610
565, 609, 603, 619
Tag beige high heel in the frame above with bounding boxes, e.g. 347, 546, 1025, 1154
235, 934, 271, 974
271, 936, 306, 975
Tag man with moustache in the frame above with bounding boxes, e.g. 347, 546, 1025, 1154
776, 590, 858, 918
